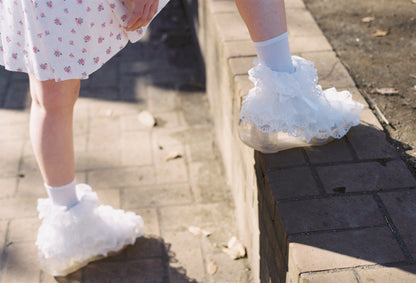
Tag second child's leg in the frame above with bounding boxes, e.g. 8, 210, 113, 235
235, 0, 288, 42
235, 0, 363, 153
235, 0, 293, 73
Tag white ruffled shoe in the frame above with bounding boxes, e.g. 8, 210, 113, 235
36, 184, 143, 276
239, 56, 364, 153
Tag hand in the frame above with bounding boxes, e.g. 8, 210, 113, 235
126, 0, 159, 31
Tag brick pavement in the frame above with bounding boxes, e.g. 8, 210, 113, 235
0, 1, 252, 282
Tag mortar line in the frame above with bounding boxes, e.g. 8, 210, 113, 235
352, 269, 362, 283
276, 186, 416, 203
298, 261, 411, 277
302, 148, 328, 195
265, 157, 402, 172
373, 194, 414, 263
287, 224, 386, 237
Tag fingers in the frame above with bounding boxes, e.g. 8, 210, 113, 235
126, 4, 144, 31
126, 0, 158, 31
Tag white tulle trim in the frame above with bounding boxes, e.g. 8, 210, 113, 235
36, 184, 143, 276
240, 56, 364, 142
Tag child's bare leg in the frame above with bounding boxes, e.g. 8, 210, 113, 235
235, 0, 288, 42
29, 74, 79, 187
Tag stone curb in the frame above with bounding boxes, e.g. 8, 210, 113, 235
183, 0, 416, 282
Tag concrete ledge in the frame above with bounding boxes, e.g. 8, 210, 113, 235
183, 0, 416, 282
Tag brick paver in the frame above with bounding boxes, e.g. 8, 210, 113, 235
0, 1, 251, 282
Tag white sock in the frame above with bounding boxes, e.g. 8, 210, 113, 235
253, 32, 294, 73
45, 177, 78, 208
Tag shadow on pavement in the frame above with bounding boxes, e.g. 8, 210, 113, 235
52, 237, 198, 283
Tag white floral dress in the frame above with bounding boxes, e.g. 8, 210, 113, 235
0, 0, 169, 81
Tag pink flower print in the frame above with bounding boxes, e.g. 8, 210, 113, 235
45, 30, 50, 35
93, 57, 100, 64
121, 14, 127, 22
37, 33, 42, 38
13, 0, 17, 5
83, 35, 91, 42
54, 50, 62, 57
46, 1, 52, 8
58, 37, 63, 42
6, 36, 11, 42
55, 18, 62, 25
69, 40, 74, 45
71, 28, 76, 34
19, 20, 23, 25
138, 28, 143, 35
110, 32, 114, 37
75, 17, 83, 25
64, 66, 71, 73
110, 19, 113, 24
23, 50, 28, 56
116, 33, 121, 40
17, 30, 22, 35
40, 63, 47, 70
40, 12, 45, 17
64, 8, 69, 14
33, 46, 40, 53
90, 22, 95, 27
0, 46, 3, 52
106, 47, 111, 54
77, 0, 83, 3
78, 58, 85, 65
12, 53, 17, 59
86, 6, 91, 12
102, 23, 106, 28
17, 68, 22, 72
82, 72, 88, 78
17, 42, 21, 47
110, 3, 115, 8
82, 48, 87, 53
98, 37, 104, 43
98, 4, 104, 11
69, 53, 75, 58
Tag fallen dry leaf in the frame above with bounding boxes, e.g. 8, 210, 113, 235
372, 29, 389, 37
165, 151, 182, 161
222, 237, 246, 260
207, 260, 218, 275
138, 110, 156, 128
105, 109, 114, 117
188, 226, 211, 237
361, 16, 375, 23
371, 88, 399, 95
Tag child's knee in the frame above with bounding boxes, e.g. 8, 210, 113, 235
30, 77, 80, 111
